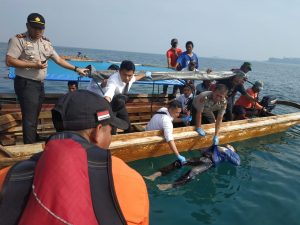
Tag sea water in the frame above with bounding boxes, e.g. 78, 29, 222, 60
0, 43, 299, 225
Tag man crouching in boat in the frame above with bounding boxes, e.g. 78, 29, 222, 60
104, 60, 152, 134
146, 101, 192, 164
0, 90, 149, 225
192, 84, 228, 146
233, 80, 266, 120
145, 144, 240, 191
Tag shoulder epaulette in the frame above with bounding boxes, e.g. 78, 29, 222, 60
42, 36, 50, 42
15, 33, 26, 38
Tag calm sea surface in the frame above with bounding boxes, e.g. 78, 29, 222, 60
0, 42, 299, 225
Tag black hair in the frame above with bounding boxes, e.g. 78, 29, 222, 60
68, 81, 78, 88
107, 64, 120, 70
120, 60, 135, 72
168, 100, 182, 109
183, 84, 193, 91
186, 41, 194, 48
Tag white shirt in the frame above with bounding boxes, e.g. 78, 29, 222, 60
87, 79, 105, 97
176, 93, 193, 110
146, 107, 174, 142
104, 72, 136, 100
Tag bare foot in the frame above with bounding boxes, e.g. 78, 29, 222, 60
143, 172, 161, 181
157, 184, 173, 191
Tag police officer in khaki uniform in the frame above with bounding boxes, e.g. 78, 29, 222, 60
6, 13, 89, 144
192, 84, 228, 146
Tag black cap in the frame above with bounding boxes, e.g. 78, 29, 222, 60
27, 13, 45, 29
52, 90, 129, 131
171, 38, 178, 45
241, 62, 252, 71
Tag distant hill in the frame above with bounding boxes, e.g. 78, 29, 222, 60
268, 57, 300, 64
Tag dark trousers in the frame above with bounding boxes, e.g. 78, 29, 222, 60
163, 85, 180, 95
224, 96, 234, 121
111, 95, 131, 134
14, 76, 45, 144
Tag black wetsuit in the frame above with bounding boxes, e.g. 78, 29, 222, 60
158, 145, 240, 188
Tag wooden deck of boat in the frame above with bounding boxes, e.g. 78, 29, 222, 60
1, 111, 299, 168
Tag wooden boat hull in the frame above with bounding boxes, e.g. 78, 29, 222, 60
1, 112, 299, 168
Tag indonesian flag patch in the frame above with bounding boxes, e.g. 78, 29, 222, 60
96, 110, 111, 121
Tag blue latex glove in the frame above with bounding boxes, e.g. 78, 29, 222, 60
177, 155, 187, 164
145, 71, 152, 79
196, 127, 206, 137
213, 135, 219, 145
181, 115, 192, 123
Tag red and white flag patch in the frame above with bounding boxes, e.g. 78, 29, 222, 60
96, 110, 111, 121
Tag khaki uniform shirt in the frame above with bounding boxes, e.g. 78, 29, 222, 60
193, 91, 227, 118
6, 32, 59, 81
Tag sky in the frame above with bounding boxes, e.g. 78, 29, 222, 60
1, 0, 300, 61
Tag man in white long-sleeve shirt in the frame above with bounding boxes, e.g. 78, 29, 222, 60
146, 101, 191, 164
104, 60, 151, 134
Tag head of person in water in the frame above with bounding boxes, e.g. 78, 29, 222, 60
119, 60, 135, 84
185, 41, 194, 54
212, 84, 228, 103
168, 100, 182, 119
182, 84, 193, 98
218, 144, 236, 153
67, 81, 78, 92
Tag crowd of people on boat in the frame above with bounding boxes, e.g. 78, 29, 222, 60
0, 12, 270, 225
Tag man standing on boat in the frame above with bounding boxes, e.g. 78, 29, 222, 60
104, 60, 152, 134
176, 41, 199, 71
232, 62, 252, 78
192, 84, 228, 146
174, 41, 199, 95
163, 38, 182, 95
6, 13, 89, 144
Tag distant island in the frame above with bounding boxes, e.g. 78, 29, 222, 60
268, 57, 300, 64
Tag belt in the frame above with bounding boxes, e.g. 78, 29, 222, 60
15, 75, 44, 83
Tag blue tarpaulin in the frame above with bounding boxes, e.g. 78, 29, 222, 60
8, 60, 185, 86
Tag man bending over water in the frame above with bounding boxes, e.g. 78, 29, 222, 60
145, 144, 240, 191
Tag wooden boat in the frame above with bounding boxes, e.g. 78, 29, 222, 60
0, 98, 299, 169
2, 63, 299, 167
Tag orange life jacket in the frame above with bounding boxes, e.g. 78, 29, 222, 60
235, 87, 263, 110
0, 132, 149, 225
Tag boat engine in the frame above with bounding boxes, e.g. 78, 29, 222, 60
260, 95, 277, 112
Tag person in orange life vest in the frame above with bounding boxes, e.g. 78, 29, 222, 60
233, 81, 266, 120
163, 38, 183, 94
0, 90, 149, 225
